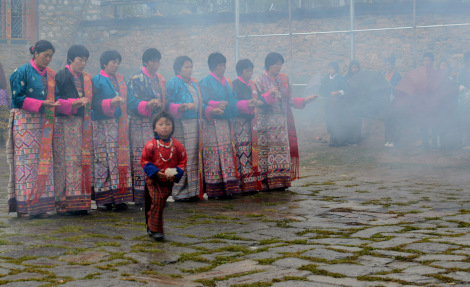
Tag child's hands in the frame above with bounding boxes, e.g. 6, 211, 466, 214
167, 175, 176, 182
156, 170, 166, 181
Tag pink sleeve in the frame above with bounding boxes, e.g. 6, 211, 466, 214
262, 92, 278, 105
208, 100, 220, 108
169, 103, 183, 119
204, 106, 214, 121
236, 100, 254, 115
22, 97, 43, 114
138, 101, 152, 117
102, 99, 116, 117
292, 98, 306, 109
56, 98, 78, 116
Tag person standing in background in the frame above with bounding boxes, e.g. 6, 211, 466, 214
53, 45, 93, 214
8, 40, 59, 218
127, 48, 166, 205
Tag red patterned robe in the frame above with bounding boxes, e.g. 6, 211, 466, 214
141, 136, 187, 233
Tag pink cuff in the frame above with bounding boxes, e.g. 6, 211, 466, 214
138, 101, 152, 117
22, 97, 43, 114
102, 99, 116, 117
208, 100, 220, 108
205, 106, 214, 121
292, 98, 306, 109
237, 100, 254, 115
169, 103, 184, 119
56, 98, 77, 116
262, 92, 278, 105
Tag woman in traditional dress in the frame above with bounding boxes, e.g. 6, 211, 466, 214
344, 60, 362, 145
232, 59, 263, 193
8, 40, 59, 217
91, 50, 132, 211
383, 56, 401, 148
253, 52, 316, 191
199, 52, 250, 198
165, 56, 203, 201
0, 62, 10, 145
319, 61, 347, 147
127, 48, 166, 205
53, 45, 93, 214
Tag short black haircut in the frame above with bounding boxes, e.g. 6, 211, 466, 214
264, 52, 284, 71
348, 60, 361, 73
208, 52, 226, 72
328, 61, 340, 74
100, 50, 122, 70
30, 40, 55, 56
423, 52, 434, 62
67, 45, 89, 64
142, 48, 161, 66
438, 59, 451, 72
152, 111, 175, 138
173, 55, 192, 75
235, 59, 254, 76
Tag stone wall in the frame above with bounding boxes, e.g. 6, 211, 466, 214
1, 2, 470, 135
0, 0, 100, 88
76, 13, 470, 82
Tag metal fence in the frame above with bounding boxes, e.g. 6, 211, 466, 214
234, 0, 470, 86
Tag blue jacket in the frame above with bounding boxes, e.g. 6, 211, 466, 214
199, 74, 238, 120
10, 63, 53, 111
91, 73, 133, 121
165, 76, 200, 119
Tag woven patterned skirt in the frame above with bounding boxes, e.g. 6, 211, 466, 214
129, 116, 153, 205
202, 119, 240, 197
232, 117, 259, 193
172, 118, 200, 200
7, 109, 55, 215
257, 111, 292, 190
92, 119, 132, 205
53, 116, 91, 212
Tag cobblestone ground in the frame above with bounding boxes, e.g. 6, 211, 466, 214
1, 143, 470, 287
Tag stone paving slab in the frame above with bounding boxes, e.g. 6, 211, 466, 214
416, 254, 468, 261
302, 248, 354, 260
1, 146, 470, 286
350, 225, 404, 238
404, 242, 454, 253
317, 263, 391, 277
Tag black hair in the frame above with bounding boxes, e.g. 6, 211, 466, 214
29, 40, 55, 57
67, 45, 89, 65
264, 52, 284, 71
328, 61, 340, 74
464, 51, 470, 63
173, 55, 192, 75
99, 50, 122, 70
438, 59, 452, 74
152, 111, 175, 138
347, 60, 361, 77
142, 48, 161, 66
235, 59, 254, 76
423, 52, 434, 62
208, 52, 226, 72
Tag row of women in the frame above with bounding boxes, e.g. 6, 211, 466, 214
7, 40, 316, 218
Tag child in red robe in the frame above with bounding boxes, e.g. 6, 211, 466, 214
141, 111, 187, 241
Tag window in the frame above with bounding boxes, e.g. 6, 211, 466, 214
0, 0, 37, 41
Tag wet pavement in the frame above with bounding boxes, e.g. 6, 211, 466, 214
1, 144, 470, 286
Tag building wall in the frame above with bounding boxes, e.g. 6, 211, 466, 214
1, 2, 469, 134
